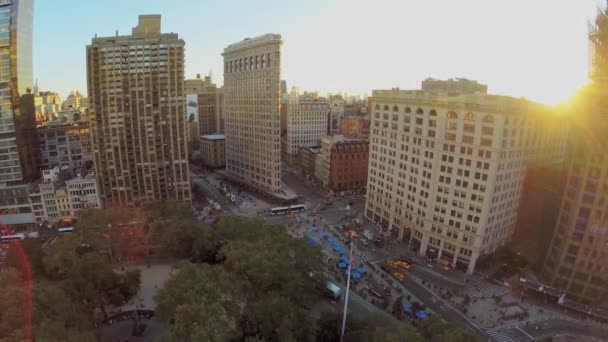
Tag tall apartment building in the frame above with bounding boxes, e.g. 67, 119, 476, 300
315, 135, 369, 194
184, 73, 224, 135
281, 87, 328, 164
222, 34, 286, 197
365, 89, 567, 274
329, 95, 345, 134
541, 8, 608, 306
0, 0, 40, 227
87, 15, 190, 207
37, 121, 93, 171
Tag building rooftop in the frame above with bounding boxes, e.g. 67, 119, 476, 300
371, 88, 552, 114
223, 33, 282, 54
200, 134, 225, 140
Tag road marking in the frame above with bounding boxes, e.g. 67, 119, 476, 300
516, 325, 534, 340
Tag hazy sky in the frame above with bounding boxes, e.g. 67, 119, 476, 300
34, 0, 601, 104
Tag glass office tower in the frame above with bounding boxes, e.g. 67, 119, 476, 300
0, 0, 39, 227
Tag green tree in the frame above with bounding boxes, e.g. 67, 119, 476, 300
43, 232, 140, 318
0, 268, 27, 341
155, 262, 249, 342
316, 311, 421, 342
156, 217, 328, 342
31, 283, 98, 342
219, 222, 325, 307
241, 296, 317, 342
143, 200, 219, 262
5, 239, 44, 278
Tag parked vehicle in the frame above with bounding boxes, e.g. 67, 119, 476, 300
386, 260, 400, 269
396, 261, 412, 270
394, 272, 406, 282
362, 230, 373, 240
324, 281, 343, 301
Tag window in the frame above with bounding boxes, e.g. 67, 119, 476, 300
482, 126, 494, 135
384, 105, 389, 111
393, 105, 399, 112
464, 113, 475, 121
416, 108, 424, 115
481, 138, 493, 147
375, 104, 380, 110
429, 109, 437, 116
483, 114, 494, 123
447, 111, 458, 119
405, 107, 411, 113
464, 124, 475, 133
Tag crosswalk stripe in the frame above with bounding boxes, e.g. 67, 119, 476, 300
463, 281, 509, 298
486, 329, 516, 342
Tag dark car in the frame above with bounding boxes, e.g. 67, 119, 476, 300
399, 256, 415, 265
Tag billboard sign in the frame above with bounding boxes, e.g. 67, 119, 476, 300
186, 94, 199, 123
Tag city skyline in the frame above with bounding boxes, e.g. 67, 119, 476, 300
35, 0, 600, 104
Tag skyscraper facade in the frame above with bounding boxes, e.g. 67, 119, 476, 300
222, 34, 283, 195
365, 89, 567, 274
0, 0, 39, 227
541, 7, 608, 307
86, 15, 190, 207
281, 88, 328, 164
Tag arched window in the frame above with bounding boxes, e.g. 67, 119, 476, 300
483, 114, 494, 123
416, 108, 424, 115
464, 113, 475, 121
429, 109, 437, 116
405, 107, 411, 113
375, 104, 380, 110
393, 105, 399, 112
384, 105, 389, 111
447, 111, 458, 119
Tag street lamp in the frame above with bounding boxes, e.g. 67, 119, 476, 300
340, 238, 355, 341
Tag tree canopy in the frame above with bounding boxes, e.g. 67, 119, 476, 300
42, 231, 141, 318
155, 216, 327, 341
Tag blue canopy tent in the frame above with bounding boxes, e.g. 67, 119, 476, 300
352, 272, 361, 279
402, 304, 411, 313
319, 231, 329, 239
357, 267, 367, 274
307, 237, 320, 246
340, 256, 350, 263
416, 310, 426, 319
338, 262, 348, 269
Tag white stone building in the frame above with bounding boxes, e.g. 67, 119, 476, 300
281, 88, 328, 164
28, 168, 101, 223
222, 34, 285, 197
365, 89, 567, 274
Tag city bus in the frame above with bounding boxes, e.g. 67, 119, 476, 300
58, 227, 74, 234
270, 207, 290, 216
288, 204, 305, 213
1, 233, 25, 242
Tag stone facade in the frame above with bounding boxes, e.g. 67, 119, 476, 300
87, 15, 190, 207
365, 89, 567, 274
222, 34, 283, 195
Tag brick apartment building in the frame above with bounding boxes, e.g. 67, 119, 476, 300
315, 135, 369, 194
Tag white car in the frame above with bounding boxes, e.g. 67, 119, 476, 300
363, 230, 373, 240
